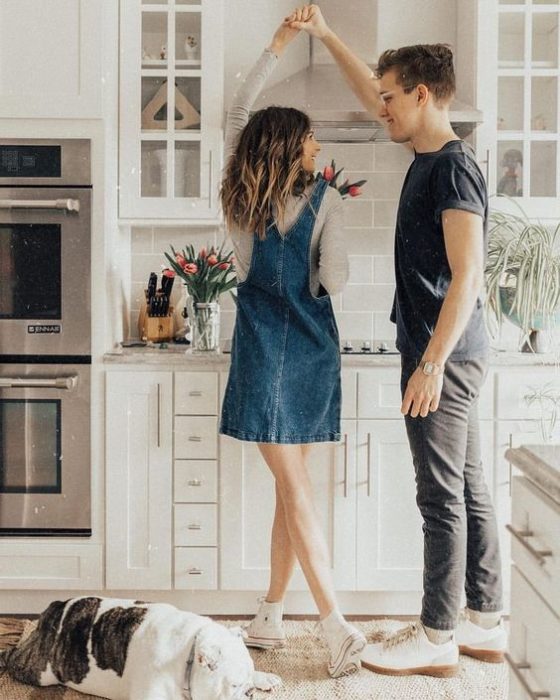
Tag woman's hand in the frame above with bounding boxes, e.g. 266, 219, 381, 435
269, 18, 300, 57
285, 4, 331, 40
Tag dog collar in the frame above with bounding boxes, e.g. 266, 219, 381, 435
183, 626, 209, 700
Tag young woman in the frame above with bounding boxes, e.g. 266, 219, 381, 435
219, 16, 366, 678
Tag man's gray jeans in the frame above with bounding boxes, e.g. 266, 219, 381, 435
401, 356, 503, 631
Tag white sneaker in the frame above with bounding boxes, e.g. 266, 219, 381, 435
361, 622, 459, 677
456, 612, 506, 663
244, 598, 286, 650
320, 619, 367, 678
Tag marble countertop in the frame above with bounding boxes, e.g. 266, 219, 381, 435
505, 444, 560, 505
104, 345, 560, 367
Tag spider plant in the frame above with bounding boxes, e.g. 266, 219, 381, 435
524, 383, 560, 442
485, 201, 560, 350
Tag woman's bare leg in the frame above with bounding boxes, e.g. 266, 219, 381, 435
266, 482, 297, 602
258, 442, 336, 618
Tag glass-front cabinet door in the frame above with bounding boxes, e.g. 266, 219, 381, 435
482, 0, 560, 217
119, 0, 223, 220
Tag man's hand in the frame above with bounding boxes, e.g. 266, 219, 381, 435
269, 18, 301, 56
285, 4, 331, 40
401, 368, 443, 418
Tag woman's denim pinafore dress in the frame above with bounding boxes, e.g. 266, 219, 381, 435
220, 178, 341, 444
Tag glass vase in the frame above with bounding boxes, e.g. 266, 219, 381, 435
187, 298, 220, 352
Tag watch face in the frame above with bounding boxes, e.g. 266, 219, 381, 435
423, 362, 435, 375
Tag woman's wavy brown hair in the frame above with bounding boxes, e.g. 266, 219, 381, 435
221, 106, 313, 239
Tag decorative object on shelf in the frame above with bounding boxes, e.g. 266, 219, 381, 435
164, 243, 236, 352
524, 383, 560, 442
184, 34, 199, 60
497, 149, 523, 197
484, 201, 560, 352
160, 45, 167, 61
532, 113, 547, 131
315, 159, 366, 198
141, 81, 201, 130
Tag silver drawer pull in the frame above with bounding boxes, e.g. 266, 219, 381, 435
188, 567, 203, 575
188, 436, 202, 442
505, 653, 551, 699
188, 479, 202, 487
0, 198, 80, 212
188, 523, 202, 530
0, 375, 77, 390
189, 390, 203, 396
506, 524, 553, 567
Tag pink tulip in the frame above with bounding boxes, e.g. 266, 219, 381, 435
199, 247, 207, 259
207, 254, 218, 266
323, 165, 334, 181
218, 262, 230, 270
348, 185, 362, 197
162, 268, 176, 277
175, 253, 187, 267
183, 263, 198, 274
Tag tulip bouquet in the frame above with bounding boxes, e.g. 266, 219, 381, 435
316, 159, 367, 198
164, 242, 236, 304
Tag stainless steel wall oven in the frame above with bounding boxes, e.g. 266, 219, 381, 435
0, 139, 91, 535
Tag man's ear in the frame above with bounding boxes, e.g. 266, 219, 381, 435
416, 83, 429, 106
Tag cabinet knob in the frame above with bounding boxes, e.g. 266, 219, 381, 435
189, 390, 203, 396
188, 436, 202, 442
188, 523, 202, 530
188, 567, 203, 575
188, 479, 202, 487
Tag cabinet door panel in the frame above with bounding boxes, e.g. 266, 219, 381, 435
220, 421, 357, 590
357, 420, 423, 590
106, 371, 172, 589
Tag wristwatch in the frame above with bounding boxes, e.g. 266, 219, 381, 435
420, 360, 444, 376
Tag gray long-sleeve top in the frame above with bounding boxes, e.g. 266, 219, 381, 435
224, 49, 349, 296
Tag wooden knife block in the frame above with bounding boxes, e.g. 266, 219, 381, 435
138, 292, 174, 342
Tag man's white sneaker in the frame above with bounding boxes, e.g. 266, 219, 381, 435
456, 613, 506, 663
361, 622, 459, 678
319, 618, 367, 678
244, 598, 286, 650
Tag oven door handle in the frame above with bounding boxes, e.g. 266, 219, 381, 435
0, 198, 80, 212
0, 376, 78, 390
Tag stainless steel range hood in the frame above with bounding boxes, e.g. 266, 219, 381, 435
254, 53, 483, 143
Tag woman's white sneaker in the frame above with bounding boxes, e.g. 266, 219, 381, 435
319, 614, 367, 678
361, 622, 459, 677
244, 598, 286, 650
456, 613, 506, 663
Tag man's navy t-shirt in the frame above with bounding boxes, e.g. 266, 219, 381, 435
391, 139, 489, 360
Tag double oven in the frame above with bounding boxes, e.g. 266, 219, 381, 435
0, 139, 91, 535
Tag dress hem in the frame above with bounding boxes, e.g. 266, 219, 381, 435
219, 426, 341, 444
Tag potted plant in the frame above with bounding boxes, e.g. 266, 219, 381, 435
484, 201, 560, 352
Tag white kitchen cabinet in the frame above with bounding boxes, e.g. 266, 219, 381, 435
105, 371, 173, 589
476, 0, 560, 217
119, 0, 224, 221
219, 420, 358, 591
0, 0, 103, 119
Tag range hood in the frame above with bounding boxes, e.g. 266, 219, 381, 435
254, 62, 483, 144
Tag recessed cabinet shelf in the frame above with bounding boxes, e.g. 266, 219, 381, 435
120, 0, 224, 222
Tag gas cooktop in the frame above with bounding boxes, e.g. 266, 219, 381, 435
220, 339, 399, 355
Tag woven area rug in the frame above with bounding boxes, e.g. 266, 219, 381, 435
0, 617, 508, 699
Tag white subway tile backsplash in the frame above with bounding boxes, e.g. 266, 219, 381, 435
349, 255, 374, 284
344, 228, 394, 256
334, 311, 374, 341
131, 227, 154, 254
131, 253, 168, 284
342, 283, 395, 313
373, 256, 395, 284
318, 144, 375, 172
374, 312, 397, 341
343, 199, 374, 228
374, 144, 414, 172
374, 200, 398, 227
368, 172, 406, 199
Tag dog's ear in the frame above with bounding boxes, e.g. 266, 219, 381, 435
196, 643, 221, 672
252, 671, 282, 691
228, 626, 247, 640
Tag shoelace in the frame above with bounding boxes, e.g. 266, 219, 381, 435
383, 622, 420, 650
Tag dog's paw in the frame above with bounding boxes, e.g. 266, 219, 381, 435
252, 671, 282, 691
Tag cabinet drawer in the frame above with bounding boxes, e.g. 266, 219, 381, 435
174, 460, 217, 503
175, 372, 218, 415
508, 566, 560, 700
174, 416, 218, 459
357, 368, 402, 418
175, 547, 217, 590
174, 504, 217, 546
511, 476, 560, 617
341, 370, 357, 419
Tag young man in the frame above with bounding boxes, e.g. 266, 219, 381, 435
287, 5, 506, 678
